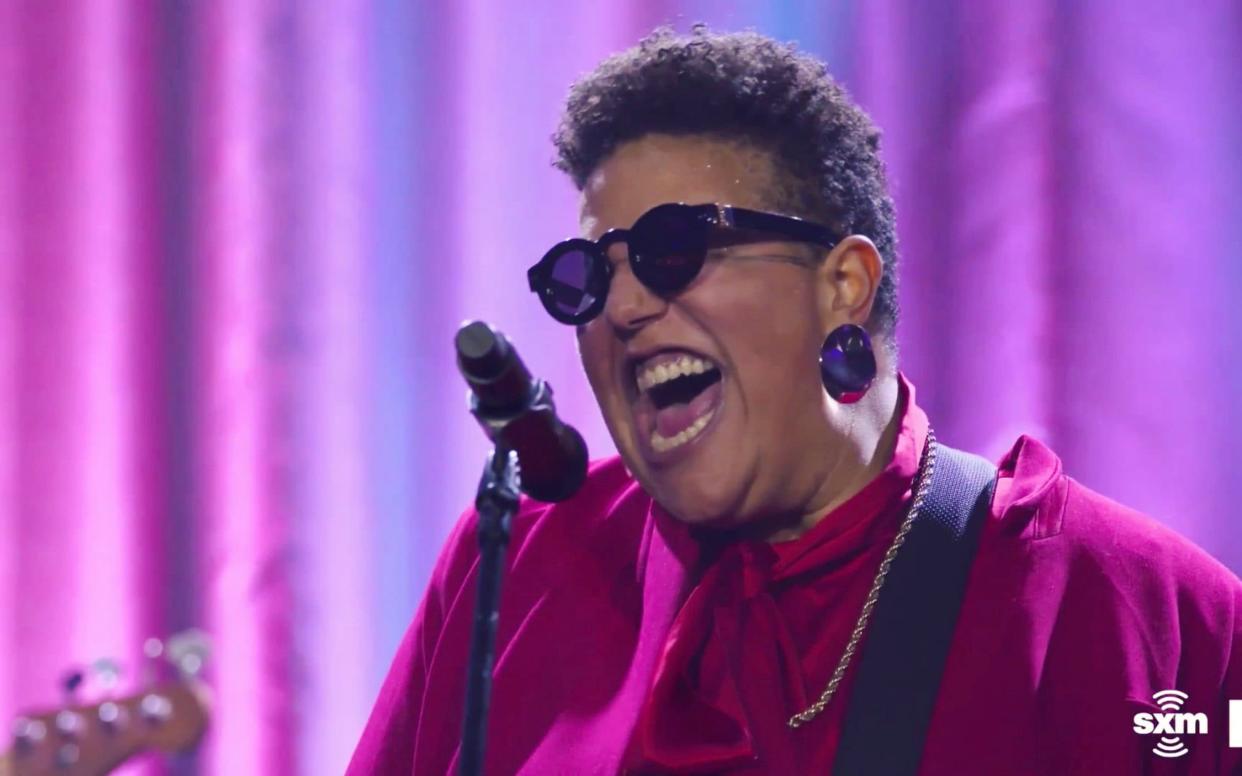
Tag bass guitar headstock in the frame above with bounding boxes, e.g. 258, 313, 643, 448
1, 629, 211, 776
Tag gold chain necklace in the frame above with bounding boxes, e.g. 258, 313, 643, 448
787, 427, 938, 728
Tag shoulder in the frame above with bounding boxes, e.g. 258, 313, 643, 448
1060, 477, 1240, 596
1056, 476, 1242, 643
447, 454, 647, 552
996, 434, 1239, 593
989, 434, 1241, 649
431, 455, 652, 604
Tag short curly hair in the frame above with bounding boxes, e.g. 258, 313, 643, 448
553, 26, 899, 337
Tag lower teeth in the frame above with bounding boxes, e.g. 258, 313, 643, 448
651, 408, 715, 452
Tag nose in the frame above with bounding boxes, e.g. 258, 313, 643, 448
603, 244, 668, 333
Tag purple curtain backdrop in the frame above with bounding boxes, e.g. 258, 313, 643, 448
3, 1, 1240, 774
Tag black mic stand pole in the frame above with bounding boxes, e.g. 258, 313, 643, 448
459, 442, 520, 776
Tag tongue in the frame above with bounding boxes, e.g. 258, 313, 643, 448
655, 379, 722, 438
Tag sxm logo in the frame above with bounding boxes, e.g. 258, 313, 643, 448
1131, 690, 1208, 758
1233, 700, 1242, 749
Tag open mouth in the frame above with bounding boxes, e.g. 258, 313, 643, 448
632, 352, 724, 455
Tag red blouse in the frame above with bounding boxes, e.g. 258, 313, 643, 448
624, 375, 928, 773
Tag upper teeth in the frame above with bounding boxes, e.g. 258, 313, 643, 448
637, 356, 714, 393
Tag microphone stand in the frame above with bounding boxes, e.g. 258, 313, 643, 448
459, 443, 520, 776
453, 319, 585, 776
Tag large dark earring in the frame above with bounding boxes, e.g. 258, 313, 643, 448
819, 324, 876, 404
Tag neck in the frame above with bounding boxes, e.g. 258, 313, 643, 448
763, 370, 903, 543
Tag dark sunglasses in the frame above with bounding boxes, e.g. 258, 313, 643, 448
527, 202, 840, 325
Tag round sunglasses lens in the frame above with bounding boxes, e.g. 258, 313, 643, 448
631, 208, 706, 292
544, 248, 600, 319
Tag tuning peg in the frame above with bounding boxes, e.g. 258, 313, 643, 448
165, 629, 211, 678
139, 693, 173, 725
91, 657, 122, 690
142, 638, 165, 684
143, 637, 164, 660
54, 709, 83, 739
55, 741, 80, 767
11, 717, 47, 753
97, 699, 128, 734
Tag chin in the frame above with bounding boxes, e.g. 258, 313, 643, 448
643, 463, 747, 527
607, 391, 753, 516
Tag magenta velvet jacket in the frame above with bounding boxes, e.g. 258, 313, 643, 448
348, 381, 1242, 775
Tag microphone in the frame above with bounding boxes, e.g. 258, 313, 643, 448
455, 320, 588, 502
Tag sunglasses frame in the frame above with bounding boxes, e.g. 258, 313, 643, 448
527, 203, 840, 325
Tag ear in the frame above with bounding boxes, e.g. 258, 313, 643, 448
814, 235, 884, 332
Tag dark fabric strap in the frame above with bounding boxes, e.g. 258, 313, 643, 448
831, 442, 997, 776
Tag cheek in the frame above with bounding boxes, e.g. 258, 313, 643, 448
575, 325, 609, 385
698, 269, 821, 369
693, 273, 823, 422
576, 325, 628, 421
576, 325, 643, 462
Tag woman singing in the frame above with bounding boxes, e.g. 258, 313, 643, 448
349, 28, 1242, 775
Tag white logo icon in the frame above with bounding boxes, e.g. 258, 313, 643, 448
1131, 690, 1208, 758
1230, 699, 1242, 748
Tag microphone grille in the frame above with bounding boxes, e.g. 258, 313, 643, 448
456, 320, 508, 379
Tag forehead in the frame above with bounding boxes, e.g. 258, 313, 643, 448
579, 133, 781, 240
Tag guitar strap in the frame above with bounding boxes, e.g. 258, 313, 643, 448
831, 442, 997, 776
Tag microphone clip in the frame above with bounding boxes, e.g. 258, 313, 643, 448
466, 378, 557, 447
